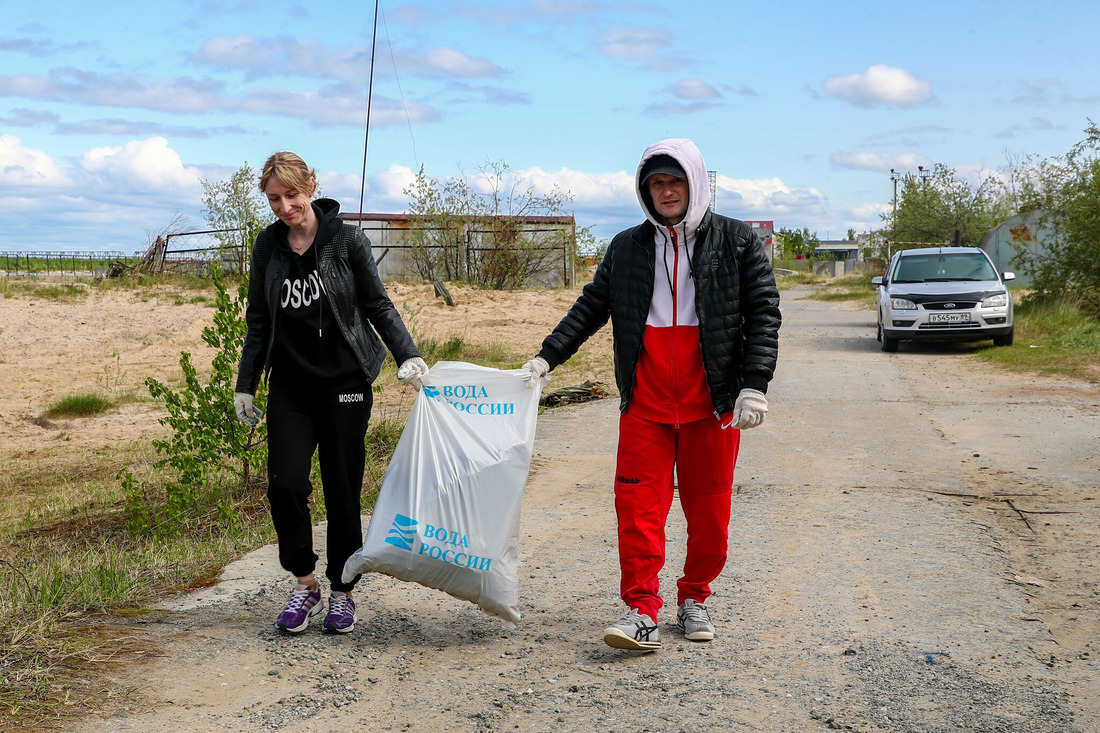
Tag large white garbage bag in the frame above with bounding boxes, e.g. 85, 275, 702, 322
342, 361, 547, 624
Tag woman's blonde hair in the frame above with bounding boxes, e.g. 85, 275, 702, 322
258, 152, 316, 195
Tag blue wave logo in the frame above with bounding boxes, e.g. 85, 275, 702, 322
423, 385, 441, 400
385, 513, 418, 551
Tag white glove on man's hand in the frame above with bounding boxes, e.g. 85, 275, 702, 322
234, 392, 264, 426
397, 357, 429, 390
521, 356, 550, 389
732, 388, 768, 429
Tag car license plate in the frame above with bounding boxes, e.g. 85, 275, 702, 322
929, 313, 970, 324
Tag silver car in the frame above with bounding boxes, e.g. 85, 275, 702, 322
872, 247, 1015, 352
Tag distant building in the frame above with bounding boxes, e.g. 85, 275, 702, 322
744, 220, 775, 261
979, 211, 1053, 287
814, 240, 861, 261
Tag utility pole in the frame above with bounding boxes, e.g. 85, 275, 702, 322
889, 168, 901, 259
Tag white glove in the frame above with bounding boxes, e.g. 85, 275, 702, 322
732, 388, 768, 429
521, 356, 550, 389
397, 357, 429, 390
234, 392, 263, 426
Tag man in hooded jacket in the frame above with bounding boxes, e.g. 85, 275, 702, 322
523, 138, 781, 650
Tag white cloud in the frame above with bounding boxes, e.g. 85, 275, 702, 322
823, 64, 932, 108
0, 133, 68, 188
0, 69, 225, 114
192, 33, 269, 69
645, 100, 721, 116
521, 167, 636, 208
599, 28, 669, 60
193, 35, 503, 82
1, 136, 210, 252
715, 176, 828, 218
367, 165, 420, 204
315, 165, 419, 214
421, 47, 503, 78
54, 119, 248, 137
670, 79, 722, 101
0, 72, 53, 96
235, 88, 440, 128
79, 137, 204, 196
0, 107, 58, 127
829, 151, 930, 172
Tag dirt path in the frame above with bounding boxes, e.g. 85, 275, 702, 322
55, 286, 1100, 732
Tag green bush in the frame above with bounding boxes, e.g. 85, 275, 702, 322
119, 269, 267, 535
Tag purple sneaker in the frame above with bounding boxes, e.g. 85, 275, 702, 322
323, 592, 357, 634
276, 585, 322, 633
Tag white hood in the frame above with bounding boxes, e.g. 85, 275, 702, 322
635, 138, 711, 235
635, 138, 710, 330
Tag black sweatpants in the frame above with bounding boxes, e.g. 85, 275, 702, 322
266, 384, 372, 592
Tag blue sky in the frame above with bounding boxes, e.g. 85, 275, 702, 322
2, 0, 1098, 253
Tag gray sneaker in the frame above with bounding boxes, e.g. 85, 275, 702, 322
676, 599, 715, 641
602, 608, 661, 650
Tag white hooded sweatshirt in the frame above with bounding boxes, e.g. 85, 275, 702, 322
630, 138, 714, 425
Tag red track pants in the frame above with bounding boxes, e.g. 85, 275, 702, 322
614, 411, 740, 621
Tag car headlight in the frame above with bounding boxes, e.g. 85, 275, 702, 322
981, 293, 1008, 308
889, 296, 917, 310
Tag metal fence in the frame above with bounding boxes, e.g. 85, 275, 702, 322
1, 251, 134, 277
143, 229, 245, 275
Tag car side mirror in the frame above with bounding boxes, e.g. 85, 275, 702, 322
871, 276, 883, 287
1002, 272, 1016, 281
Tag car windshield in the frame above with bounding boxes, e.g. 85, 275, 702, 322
891, 253, 998, 283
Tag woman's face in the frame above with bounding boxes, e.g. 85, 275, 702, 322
264, 179, 312, 227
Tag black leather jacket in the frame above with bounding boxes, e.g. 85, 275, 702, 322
537, 211, 781, 416
235, 199, 420, 395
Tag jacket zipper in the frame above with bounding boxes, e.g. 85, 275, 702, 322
668, 225, 681, 430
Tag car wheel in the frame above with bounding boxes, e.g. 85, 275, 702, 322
993, 329, 1014, 347
881, 331, 899, 352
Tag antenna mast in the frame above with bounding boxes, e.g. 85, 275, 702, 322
358, 0, 381, 218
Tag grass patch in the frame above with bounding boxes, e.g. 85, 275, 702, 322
31, 283, 90, 302
92, 272, 230, 294
975, 294, 1100, 382
789, 270, 878, 307
776, 271, 829, 289
0, 280, 90, 302
0, 439, 275, 726
814, 288, 875, 304
42, 394, 117, 419
0, 274, 224, 305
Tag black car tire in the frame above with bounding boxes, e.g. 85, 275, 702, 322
993, 329, 1014, 347
880, 329, 899, 352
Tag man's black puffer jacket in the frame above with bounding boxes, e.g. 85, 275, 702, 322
537, 211, 780, 417
235, 199, 420, 395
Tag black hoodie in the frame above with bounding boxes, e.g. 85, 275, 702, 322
236, 198, 421, 396
267, 204, 363, 392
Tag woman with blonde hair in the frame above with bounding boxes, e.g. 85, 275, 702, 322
235, 151, 428, 634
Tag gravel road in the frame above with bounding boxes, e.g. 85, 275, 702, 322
67, 286, 1100, 733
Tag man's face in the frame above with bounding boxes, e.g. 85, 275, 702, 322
647, 174, 689, 225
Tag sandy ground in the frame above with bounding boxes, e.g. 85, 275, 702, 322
3, 280, 1099, 732
0, 281, 605, 456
